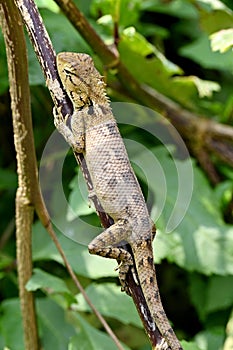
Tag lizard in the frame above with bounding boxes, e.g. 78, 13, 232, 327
54, 52, 183, 350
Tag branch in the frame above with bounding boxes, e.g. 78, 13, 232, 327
55, 0, 233, 185
0, 1, 40, 349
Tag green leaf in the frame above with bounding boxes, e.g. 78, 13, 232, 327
0, 299, 24, 350
91, 0, 141, 28
141, 0, 198, 20
0, 298, 126, 350
32, 222, 117, 279
205, 275, 233, 313
172, 75, 220, 99
128, 145, 233, 275
199, 8, 233, 36
26, 268, 71, 294
119, 29, 221, 110
155, 210, 233, 276
224, 309, 233, 348
181, 340, 201, 350
189, 273, 208, 321
38, 298, 76, 350
180, 76, 220, 98
74, 283, 141, 327
197, 0, 232, 12
0, 253, 14, 271
210, 29, 233, 53
180, 34, 233, 71
121, 27, 181, 75
189, 273, 233, 321
0, 34, 8, 94
0, 169, 17, 190
67, 171, 95, 220
69, 313, 130, 350
35, 0, 59, 12
195, 327, 225, 350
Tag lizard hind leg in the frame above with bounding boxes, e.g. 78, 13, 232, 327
88, 219, 134, 294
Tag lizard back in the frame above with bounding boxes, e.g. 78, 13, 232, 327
84, 110, 153, 244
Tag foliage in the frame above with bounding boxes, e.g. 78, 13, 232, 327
0, 0, 233, 349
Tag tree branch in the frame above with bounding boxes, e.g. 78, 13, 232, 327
0, 1, 40, 349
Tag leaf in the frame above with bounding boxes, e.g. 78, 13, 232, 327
67, 171, 95, 220
197, 0, 231, 12
0, 169, 17, 190
195, 327, 225, 350
69, 313, 130, 350
176, 76, 220, 98
188, 273, 208, 321
32, 222, 117, 279
210, 29, 233, 53
37, 298, 76, 350
26, 268, 71, 294
91, 0, 141, 28
223, 310, 233, 350
74, 283, 141, 327
180, 34, 233, 71
121, 27, 182, 75
0, 297, 128, 350
119, 29, 222, 110
181, 340, 202, 350
200, 8, 233, 37
0, 299, 24, 350
205, 275, 233, 314
35, 0, 59, 12
171, 75, 220, 101
141, 0, 198, 20
127, 144, 233, 275
189, 273, 233, 321
0, 33, 8, 94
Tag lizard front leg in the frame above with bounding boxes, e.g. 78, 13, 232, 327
53, 108, 85, 153
88, 219, 134, 294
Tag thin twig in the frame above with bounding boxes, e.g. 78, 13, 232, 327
0, 218, 15, 250
36, 196, 125, 350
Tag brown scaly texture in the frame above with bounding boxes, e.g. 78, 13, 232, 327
54, 52, 183, 350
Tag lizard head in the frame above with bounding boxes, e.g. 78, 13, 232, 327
56, 52, 109, 109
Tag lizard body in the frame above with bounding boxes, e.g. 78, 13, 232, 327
55, 52, 182, 350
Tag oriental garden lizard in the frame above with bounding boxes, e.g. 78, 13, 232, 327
54, 52, 183, 350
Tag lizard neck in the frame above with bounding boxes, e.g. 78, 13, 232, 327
79, 101, 116, 130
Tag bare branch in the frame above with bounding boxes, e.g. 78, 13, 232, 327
0, 1, 40, 349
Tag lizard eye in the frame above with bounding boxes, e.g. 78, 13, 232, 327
63, 68, 76, 76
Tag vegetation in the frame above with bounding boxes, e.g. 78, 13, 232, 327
0, 0, 233, 349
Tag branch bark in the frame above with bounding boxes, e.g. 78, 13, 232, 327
0, 1, 39, 349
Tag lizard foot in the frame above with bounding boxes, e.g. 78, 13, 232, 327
117, 260, 138, 296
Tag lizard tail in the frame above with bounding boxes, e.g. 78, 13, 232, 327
131, 239, 183, 350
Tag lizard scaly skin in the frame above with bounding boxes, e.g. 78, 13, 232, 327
55, 52, 183, 350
